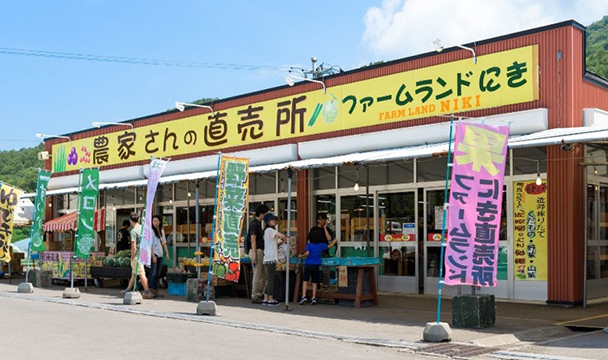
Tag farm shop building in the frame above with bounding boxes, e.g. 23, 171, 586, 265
41, 20, 608, 306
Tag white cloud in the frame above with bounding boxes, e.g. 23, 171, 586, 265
362, 0, 608, 60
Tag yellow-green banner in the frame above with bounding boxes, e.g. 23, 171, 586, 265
0, 183, 23, 262
212, 156, 250, 282
513, 180, 547, 281
52, 45, 539, 173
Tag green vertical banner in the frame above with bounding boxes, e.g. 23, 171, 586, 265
75, 168, 99, 259
30, 170, 52, 252
212, 156, 249, 282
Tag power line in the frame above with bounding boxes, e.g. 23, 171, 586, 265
0, 47, 292, 72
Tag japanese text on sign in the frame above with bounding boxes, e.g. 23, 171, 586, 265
445, 123, 509, 287
513, 180, 548, 281
212, 156, 250, 283
0, 183, 23, 262
52, 46, 539, 173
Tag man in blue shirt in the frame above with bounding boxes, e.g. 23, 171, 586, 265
298, 237, 338, 305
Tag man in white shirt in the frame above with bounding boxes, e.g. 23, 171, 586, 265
122, 212, 153, 299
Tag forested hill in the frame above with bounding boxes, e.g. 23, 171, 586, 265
0, 143, 44, 193
587, 15, 608, 78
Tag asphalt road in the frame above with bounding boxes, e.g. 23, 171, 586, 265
4, 296, 416, 360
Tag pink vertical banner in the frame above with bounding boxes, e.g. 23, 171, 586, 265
139, 158, 168, 266
444, 123, 509, 287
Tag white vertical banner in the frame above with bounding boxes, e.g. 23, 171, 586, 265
139, 158, 168, 266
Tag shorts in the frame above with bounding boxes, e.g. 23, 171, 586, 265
302, 264, 321, 283
131, 258, 146, 276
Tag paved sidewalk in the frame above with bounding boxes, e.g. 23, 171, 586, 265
2, 278, 607, 358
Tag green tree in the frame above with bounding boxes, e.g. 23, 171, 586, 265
587, 16, 608, 78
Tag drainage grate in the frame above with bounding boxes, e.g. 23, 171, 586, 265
416, 343, 498, 359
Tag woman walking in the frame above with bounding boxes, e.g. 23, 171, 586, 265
149, 215, 170, 297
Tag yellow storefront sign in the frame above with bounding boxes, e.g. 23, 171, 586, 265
513, 180, 548, 281
52, 45, 539, 173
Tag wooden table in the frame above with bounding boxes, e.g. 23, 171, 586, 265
293, 264, 379, 308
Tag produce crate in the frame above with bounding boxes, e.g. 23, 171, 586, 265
90, 266, 132, 280
166, 272, 195, 284
168, 282, 187, 296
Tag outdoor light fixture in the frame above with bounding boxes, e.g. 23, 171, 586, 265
434, 39, 477, 64
536, 161, 542, 186
175, 102, 214, 116
594, 167, 599, 176
169, 199, 173, 204
36, 133, 72, 144
188, 192, 191, 197
354, 167, 360, 192
92, 121, 134, 130
285, 74, 326, 94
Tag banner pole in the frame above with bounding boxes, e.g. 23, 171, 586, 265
25, 169, 42, 284
195, 181, 201, 281
206, 153, 222, 302
72, 168, 84, 289
284, 168, 293, 311
436, 114, 455, 324
132, 162, 151, 293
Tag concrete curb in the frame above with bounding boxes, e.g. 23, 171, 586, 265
0, 291, 424, 350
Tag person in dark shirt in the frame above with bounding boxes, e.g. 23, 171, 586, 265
307, 212, 334, 258
116, 219, 131, 252
247, 204, 269, 304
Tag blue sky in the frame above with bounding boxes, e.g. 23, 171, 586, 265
1, 0, 607, 151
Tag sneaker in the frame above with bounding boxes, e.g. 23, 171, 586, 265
262, 300, 268, 306
267, 300, 280, 306
311, 297, 317, 305
299, 296, 308, 305
142, 291, 155, 299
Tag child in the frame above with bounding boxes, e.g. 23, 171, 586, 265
298, 237, 338, 305
262, 213, 288, 306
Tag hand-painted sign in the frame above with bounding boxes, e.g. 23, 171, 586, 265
41, 251, 104, 279
212, 156, 249, 282
0, 183, 23, 262
444, 123, 509, 287
75, 168, 99, 259
30, 170, 52, 252
513, 180, 547, 280
52, 46, 538, 173
139, 158, 168, 266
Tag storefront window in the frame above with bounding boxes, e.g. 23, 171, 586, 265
278, 170, 297, 194
340, 195, 374, 243
106, 189, 125, 207
586, 145, 608, 177
378, 192, 416, 277
314, 195, 336, 221
338, 165, 367, 188
175, 183, 189, 201
123, 187, 136, 204
313, 167, 335, 190
176, 206, 192, 244
156, 184, 173, 203
588, 246, 598, 280
279, 199, 297, 252
250, 173, 276, 195
417, 157, 448, 182
387, 161, 414, 184
513, 147, 546, 175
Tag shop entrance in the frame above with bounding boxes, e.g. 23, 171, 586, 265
377, 191, 418, 293
586, 183, 608, 299
422, 188, 459, 296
